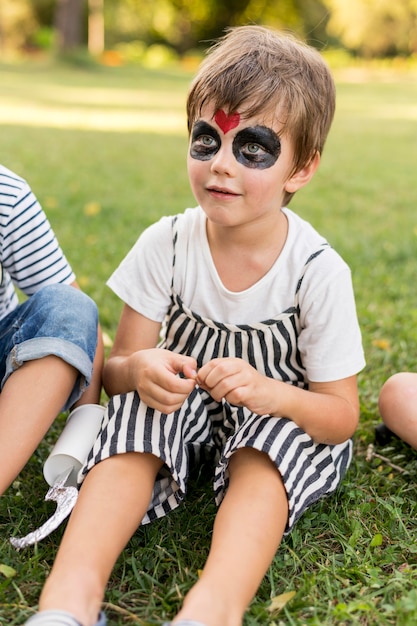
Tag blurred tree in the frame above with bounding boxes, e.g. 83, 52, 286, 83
294, 0, 333, 48
88, 0, 104, 53
2, 0, 417, 59
0, 0, 333, 58
33, 0, 104, 55
324, 0, 417, 57
54, 0, 85, 51
32, 0, 55, 25
104, 0, 331, 53
0, 0, 37, 55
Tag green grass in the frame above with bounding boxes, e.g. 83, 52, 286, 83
1, 59, 417, 625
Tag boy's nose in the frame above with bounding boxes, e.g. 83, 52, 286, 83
210, 146, 236, 177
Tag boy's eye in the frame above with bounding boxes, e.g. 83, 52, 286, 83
200, 135, 217, 148
233, 126, 281, 170
243, 143, 264, 155
190, 121, 221, 161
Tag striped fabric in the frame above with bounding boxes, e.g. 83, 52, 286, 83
0, 166, 74, 320
81, 220, 352, 532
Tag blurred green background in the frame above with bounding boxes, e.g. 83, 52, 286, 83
2, 0, 417, 64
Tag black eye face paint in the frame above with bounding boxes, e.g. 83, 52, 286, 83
190, 121, 282, 169
232, 126, 281, 170
190, 121, 221, 161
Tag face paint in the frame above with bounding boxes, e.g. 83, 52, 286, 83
189, 120, 282, 170
190, 121, 221, 161
233, 126, 281, 169
214, 109, 240, 134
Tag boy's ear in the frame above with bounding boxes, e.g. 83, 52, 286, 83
284, 151, 321, 194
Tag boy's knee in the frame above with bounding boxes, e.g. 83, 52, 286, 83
35, 284, 98, 328
229, 447, 277, 475
379, 372, 417, 422
27, 284, 98, 358
64, 286, 98, 328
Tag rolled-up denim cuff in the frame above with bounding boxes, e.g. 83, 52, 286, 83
3, 336, 94, 410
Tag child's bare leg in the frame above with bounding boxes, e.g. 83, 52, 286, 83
0, 357, 77, 495
74, 326, 104, 407
39, 451, 162, 626
379, 372, 417, 449
174, 447, 288, 626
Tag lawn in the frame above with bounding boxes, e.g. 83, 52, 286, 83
1, 58, 417, 625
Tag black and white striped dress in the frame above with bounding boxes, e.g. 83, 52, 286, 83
81, 220, 353, 533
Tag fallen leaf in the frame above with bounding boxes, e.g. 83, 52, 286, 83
370, 533, 383, 547
268, 590, 296, 613
44, 196, 58, 209
84, 201, 101, 217
78, 276, 90, 287
0, 563, 17, 578
372, 338, 391, 351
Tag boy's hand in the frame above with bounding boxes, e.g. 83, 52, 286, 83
197, 357, 268, 415
131, 348, 198, 414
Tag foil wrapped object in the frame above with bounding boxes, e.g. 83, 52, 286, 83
10, 468, 78, 550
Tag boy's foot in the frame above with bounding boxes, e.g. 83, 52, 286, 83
25, 610, 106, 626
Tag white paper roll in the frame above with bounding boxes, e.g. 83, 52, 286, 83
43, 403, 105, 487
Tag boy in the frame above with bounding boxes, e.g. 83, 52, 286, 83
26, 26, 364, 626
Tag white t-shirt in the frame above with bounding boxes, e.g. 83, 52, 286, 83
108, 206, 365, 383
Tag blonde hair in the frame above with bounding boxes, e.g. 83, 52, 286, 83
187, 25, 335, 202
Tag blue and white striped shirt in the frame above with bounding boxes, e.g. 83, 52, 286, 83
0, 164, 75, 320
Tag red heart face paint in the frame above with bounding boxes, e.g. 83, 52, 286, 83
214, 109, 240, 134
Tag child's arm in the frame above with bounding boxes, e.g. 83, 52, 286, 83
103, 304, 197, 413
196, 358, 358, 445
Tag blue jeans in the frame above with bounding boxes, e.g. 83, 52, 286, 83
0, 284, 98, 410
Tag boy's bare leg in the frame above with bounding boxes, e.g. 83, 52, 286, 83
74, 326, 104, 407
379, 372, 417, 449
174, 447, 288, 626
39, 452, 163, 626
0, 357, 78, 495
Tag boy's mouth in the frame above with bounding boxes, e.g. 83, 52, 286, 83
208, 186, 239, 196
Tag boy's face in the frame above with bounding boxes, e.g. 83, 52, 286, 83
187, 103, 301, 228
